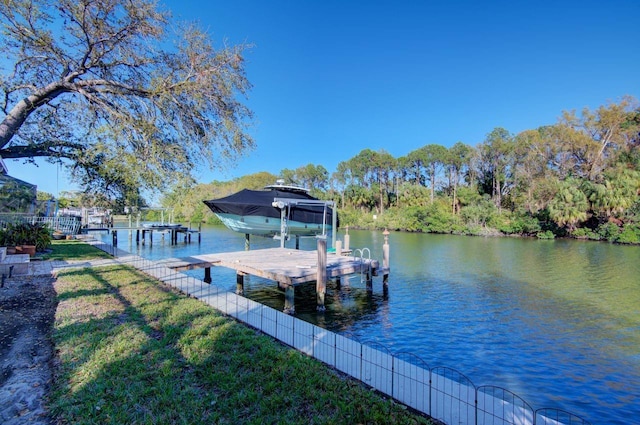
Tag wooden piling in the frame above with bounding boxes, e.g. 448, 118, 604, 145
344, 226, 350, 251
382, 229, 390, 287
284, 285, 295, 315
236, 272, 245, 295
204, 267, 212, 283
317, 238, 327, 311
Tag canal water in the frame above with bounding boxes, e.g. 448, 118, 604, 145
104, 225, 640, 424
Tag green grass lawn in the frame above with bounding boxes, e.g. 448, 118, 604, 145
42, 239, 113, 261
49, 261, 432, 424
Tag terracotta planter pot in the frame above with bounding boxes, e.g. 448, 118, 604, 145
16, 245, 36, 257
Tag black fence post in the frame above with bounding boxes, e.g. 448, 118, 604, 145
112, 230, 118, 257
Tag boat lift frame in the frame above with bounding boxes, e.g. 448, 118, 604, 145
272, 197, 337, 248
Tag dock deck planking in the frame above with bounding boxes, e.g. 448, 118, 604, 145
160, 248, 383, 287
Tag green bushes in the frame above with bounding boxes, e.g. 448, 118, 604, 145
596, 222, 620, 241
616, 224, 640, 244
536, 230, 555, 239
334, 201, 640, 245
0, 222, 52, 251
498, 213, 541, 235
571, 227, 600, 240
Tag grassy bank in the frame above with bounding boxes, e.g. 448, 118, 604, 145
48, 241, 432, 424
42, 239, 113, 261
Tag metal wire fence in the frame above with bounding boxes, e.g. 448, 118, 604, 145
82, 239, 592, 425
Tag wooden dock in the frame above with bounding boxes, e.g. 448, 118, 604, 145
85, 225, 202, 246
157, 245, 390, 314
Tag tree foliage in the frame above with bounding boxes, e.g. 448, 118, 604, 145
0, 0, 254, 201
166, 96, 640, 243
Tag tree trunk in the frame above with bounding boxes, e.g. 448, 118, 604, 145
430, 164, 435, 204
452, 169, 458, 215
0, 82, 68, 150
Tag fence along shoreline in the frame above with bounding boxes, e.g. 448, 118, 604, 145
67, 238, 593, 425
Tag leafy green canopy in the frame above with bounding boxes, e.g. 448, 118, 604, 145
0, 0, 254, 200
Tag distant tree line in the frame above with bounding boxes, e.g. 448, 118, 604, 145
166, 96, 640, 244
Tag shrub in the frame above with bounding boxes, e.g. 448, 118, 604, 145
377, 206, 426, 232
587, 231, 601, 240
597, 222, 621, 241
616, 224, 640, 244
423, 200, 456, 234
571, 228, 589, 239
0, 222, 52, 251
536, 230, 555, 239
489, 209, 539, 235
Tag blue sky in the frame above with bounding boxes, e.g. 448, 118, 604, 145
7, 0, 640, 199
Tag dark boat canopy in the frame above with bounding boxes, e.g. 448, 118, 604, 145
203, 188, 335, 225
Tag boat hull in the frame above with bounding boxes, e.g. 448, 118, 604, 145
215, 213, 331, 237
204, 187, 336, 237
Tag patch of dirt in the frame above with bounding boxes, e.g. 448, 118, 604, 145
0, 274, 56, 425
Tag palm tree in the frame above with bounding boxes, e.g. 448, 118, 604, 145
548, 178, 589, 231
583, 167, 640, 222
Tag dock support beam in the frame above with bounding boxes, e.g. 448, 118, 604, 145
316, 238, 327, 311
236, 272, 245, 295
382, 229, 390, 289
344, 226, 350, 251
245, 234, 250, 251
284, 285, 295, 315
204, 267, 212, 284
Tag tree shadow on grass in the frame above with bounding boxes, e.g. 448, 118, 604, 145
51, 265, 232, 423
51, 264, 432, 425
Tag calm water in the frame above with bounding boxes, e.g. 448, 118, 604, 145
104, 225, 640, 424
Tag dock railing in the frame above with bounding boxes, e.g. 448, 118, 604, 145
84, 238, 592, 425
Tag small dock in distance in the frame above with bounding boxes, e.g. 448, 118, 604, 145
157, 239, 390, 314
84, 224, 202, 246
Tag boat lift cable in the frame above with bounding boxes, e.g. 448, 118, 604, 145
272, 197, 336, 248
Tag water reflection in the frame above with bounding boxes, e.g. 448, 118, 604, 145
241, 274, 389, 336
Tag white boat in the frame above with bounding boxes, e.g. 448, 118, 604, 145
203, 183, 336, 238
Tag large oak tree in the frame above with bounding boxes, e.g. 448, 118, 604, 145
0, 0, 254, 200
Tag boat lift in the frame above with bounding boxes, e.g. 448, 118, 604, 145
272, 197, 337, 249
